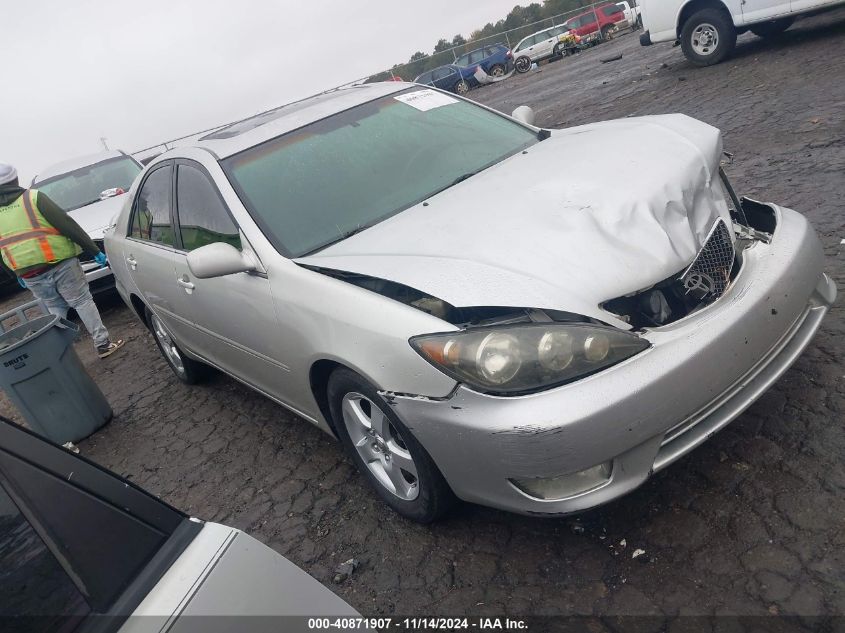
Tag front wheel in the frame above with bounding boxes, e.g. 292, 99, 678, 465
514, 55, 532, 73
750, 17, 794, 38
327, 368, 456, 523
147, 308, 208, 384
489, 64, 505, 77
680, 8, 737, 66
601, 25, 616, 41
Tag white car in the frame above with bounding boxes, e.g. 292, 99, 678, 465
512, 25, 579, 72
32, 150, 143, 293
104, 82, 835, 523
639, 0, 845, 65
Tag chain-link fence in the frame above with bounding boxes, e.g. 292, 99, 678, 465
131, 1, 640, 162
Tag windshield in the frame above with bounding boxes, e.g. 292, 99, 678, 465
223, 88, 538, 257
35, 156, 141, 211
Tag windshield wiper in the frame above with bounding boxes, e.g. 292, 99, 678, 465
310, 225, 370, 253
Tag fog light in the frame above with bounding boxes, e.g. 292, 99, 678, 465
509, 461, 613, 500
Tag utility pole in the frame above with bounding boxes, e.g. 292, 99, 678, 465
100, 137, 109, 151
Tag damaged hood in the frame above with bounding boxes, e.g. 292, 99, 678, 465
67, 194, 126, 240
296, 114, 731, 326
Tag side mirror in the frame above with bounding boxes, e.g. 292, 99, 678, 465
187, 242, 256, 279
511, 105, 536, 126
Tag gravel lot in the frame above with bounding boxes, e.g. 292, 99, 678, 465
2, 9, 844, 624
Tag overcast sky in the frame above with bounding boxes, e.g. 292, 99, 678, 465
3, 0, 521, 182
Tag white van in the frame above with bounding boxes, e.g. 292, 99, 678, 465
639, 0, 845, 65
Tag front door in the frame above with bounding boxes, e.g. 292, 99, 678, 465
122, 162, 193, 343
170, 161, 290, 401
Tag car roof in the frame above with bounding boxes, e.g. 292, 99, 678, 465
33, 150, 133, 184
194, 82, 411, 159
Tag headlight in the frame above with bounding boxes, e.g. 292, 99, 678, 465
411, 323, 649, 395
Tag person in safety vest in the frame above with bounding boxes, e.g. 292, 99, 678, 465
0, 163, 124, 358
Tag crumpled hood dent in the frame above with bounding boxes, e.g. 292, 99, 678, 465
296, 114, 731, 327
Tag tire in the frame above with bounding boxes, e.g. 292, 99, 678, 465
680, 8, 737, 67
514, 55, 532, 73
146, 307, 208, 384
489, 64, 505, 77
453, 79, 470, 95
749, 17, 794, 38
553, 43, 563, 57
601, 25, 615, 41
327, 368, 456, 523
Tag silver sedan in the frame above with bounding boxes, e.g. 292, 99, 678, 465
105, 83, 836, 522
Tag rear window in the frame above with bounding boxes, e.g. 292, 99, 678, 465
604, 5, 624, 15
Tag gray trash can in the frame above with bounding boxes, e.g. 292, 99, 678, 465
0, 299, 112, 444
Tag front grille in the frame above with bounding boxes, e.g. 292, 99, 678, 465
680, 219, 735, 301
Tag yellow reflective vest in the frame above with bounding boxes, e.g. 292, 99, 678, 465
0, 190, 80, 272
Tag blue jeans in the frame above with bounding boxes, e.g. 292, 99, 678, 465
25, 258, 110, 348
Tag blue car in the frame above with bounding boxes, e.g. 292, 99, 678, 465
454, 43, 514, 78
414, 64, 478, 95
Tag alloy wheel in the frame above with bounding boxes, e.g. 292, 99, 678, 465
515, 56, 531, 73
341, 392, 420, 501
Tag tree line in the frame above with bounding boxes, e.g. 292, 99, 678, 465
366, 0, 603, 82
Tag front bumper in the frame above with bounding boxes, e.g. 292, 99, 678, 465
81, 260, 115, 294
390, 205, 836, 515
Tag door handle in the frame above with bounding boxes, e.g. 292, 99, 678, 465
126, 255, 137, 270
177, 277, 195, 291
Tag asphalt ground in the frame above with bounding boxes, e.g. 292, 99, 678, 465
1, 8, 844, 626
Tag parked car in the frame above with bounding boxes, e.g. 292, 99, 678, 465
617, 1, 643, 28
0, 414, 356, 631
564, 3, 630, 40
414, 64, 477, 94
105, 82, 835, 523
454, 43, 514, 77
31, 150, 143, 294
639, 0, 845, 65
512, 25, 582, 72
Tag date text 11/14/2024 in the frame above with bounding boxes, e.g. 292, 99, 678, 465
307, 617, 529, 630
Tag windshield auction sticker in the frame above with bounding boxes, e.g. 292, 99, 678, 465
394, 89, 458, 111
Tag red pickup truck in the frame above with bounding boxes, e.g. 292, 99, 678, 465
564, 3, 629, 40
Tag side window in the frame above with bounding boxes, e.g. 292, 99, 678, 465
416, 72, 432, 84
455, 54, 469, 66
0, 485, 89, 630
130, 166, 174, 246
469, 50, 486, 64
176, 164, 241, 252
433, 67, 453, 80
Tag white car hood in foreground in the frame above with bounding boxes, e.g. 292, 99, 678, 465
67, 194, 126, 240
297, 114, 731, 326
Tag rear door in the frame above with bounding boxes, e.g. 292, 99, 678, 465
170, 160, 290, 400
533, 30, 558, 57
123, 162, 194, 343
514, 34, 537, 57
